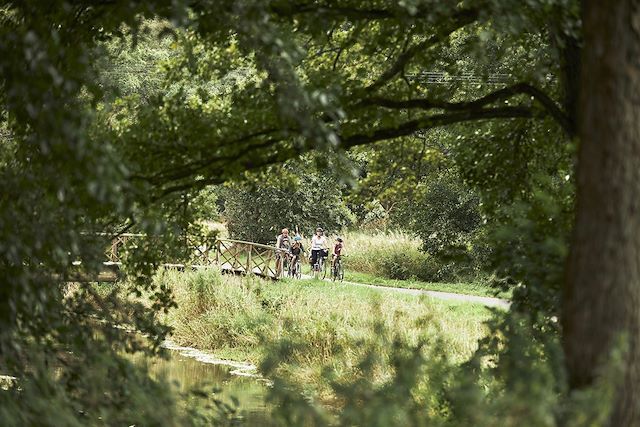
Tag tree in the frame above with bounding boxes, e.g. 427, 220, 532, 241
563, 1, 640, 423
347, 132, 449, 229
412, 176, 482, 261
221, 157, 355, 243
0, 3, 190, 424
126, 3, 576, 200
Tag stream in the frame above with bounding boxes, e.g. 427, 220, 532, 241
132, 341, 275, 425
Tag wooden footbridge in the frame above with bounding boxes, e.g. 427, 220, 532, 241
85, 234, 286, 282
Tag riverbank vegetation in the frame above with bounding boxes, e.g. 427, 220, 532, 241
158, 270, 605, 425
162, 270, 490, 361
160, 269, 491, 401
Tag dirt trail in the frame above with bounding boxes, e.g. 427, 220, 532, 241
302, 275, 510, 309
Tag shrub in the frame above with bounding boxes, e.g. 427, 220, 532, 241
342, 230, 475, 282
380, 251, 439, 282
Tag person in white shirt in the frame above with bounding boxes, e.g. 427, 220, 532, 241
310, 227, 328, 267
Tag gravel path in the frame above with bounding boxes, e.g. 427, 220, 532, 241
302, 275, 510, 310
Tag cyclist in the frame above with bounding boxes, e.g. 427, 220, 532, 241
332, 236, 344, 268
275, 228, 291, 276
289, 237, 305, 276
310, 227, 328, 269
276, 228, 291, 250
292, 235, 305, 254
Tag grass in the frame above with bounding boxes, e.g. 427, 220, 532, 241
295, 230, 505, 298
343, 270, 512, 299
214, 228, 506, 299
158, 269, 493, 395
293, 230, 421, 276
339, 230, 422, 275
294, 261, 509, 298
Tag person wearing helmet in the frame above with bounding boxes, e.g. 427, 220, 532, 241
310, 227, 328, 268
292, 235, 305, 253
288, 237, 305, 277
332, 236, 344, 268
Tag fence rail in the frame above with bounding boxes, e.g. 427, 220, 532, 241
95, 235, 284, 281
216, 239, 283, 279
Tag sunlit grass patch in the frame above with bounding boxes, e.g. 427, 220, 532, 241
160, 270, 493, 373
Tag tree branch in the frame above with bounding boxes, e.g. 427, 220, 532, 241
359, 82, 572, 135
270, 4, 406, 20
365, 8, 479, 92
154, 106, 535, 199
342, 107, 535, 149
134, 127, 286, 184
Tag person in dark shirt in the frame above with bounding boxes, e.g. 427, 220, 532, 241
332, 237, 344, 268
289, 237, 305, 271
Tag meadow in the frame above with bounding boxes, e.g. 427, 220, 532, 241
157, 269, 493, 400
293, 230, 504, 298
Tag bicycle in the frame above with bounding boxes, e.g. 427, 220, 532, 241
276, 249, 289, 278
312, 250, 328, 280
288, 254, 302, 279
331, 255, 344, 282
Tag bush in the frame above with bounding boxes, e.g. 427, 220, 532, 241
412, 177, 483, 264
342, 230, 477, 282
380, 251, 439, 282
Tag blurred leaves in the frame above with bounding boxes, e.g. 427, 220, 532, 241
0, 0, 581, 424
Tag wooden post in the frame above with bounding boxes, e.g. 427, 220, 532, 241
110, 240, 117, 262
247, 245, 252, 275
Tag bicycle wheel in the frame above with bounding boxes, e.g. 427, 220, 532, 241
295, 262, 302, 279
321, 258, 327, 280
338, 262, 344, 281
287, 259, 294, 278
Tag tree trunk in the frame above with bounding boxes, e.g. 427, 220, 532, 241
559, 33, 581, 135
563, 0, 640, 424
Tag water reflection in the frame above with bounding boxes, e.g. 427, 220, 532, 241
132, 346, 275, 425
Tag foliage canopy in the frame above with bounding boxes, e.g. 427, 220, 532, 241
0, 0, 595, 425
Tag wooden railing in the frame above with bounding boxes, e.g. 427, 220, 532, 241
106, 233, 144, 263
104, 233, 216, 266
215, 239, 284, 279
101, 234, 284, 280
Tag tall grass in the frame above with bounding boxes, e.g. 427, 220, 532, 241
337, 230, 452, 282
218, 226, 483, 285
159, 269, 491, 396
297, 230, 432, 280
341, 230, 420, 274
